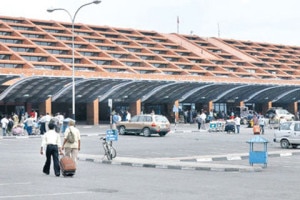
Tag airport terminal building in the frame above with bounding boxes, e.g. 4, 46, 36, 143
0, 15, 299, 124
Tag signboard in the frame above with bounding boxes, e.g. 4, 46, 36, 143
108, 98, 112, 107
106, 129, 118, 141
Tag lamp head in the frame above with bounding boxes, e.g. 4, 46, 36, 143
93, 0, 101, 4
47, 8, 55, 13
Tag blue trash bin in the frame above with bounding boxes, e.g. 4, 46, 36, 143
246, 136, 268, 167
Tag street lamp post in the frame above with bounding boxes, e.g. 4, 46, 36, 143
47, 0, 101, 120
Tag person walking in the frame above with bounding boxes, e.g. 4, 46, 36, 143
258, 115, 266, 134
196, 113, 202, 130
62, 120, 81, 165
200, 111, 207, 130
1, 115, 9, 136
234, 115, 241, 134
40, 123, 62, 177
126, 110, 131, 121
24, 116, 34, 135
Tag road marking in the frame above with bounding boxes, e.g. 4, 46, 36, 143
0, 182, 31, 186
0, 191, 94, 199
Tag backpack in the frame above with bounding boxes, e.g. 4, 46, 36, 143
67, 128, 75, 143
8, 120, 14, 129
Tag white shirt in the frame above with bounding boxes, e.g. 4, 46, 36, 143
126, 113, 131, 121
234, 117, 241, 125
44, 114, 51, 122
259, 117, 265, 125
1, 118, 8, 128
24, 117, 34, 127
41, 130, 61, 147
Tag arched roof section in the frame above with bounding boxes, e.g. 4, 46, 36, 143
182, 84, 235, 103
272, 87, 300, 103
244, 86, 292, 103
179, 84, 214, 102
213, 85, 270, 103
100, 80, 170, 103
0, 76, 71, 103
0, 74, 20, 85
143, 82, 201, 104
53, 79, 131, 103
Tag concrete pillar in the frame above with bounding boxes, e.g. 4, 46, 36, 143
39, 97, 52, 115
130, 99, 141, 116
208, 101, 213, 112
262, 101, 272, 114
86, 99, 99, 125
287, 102, 298, 117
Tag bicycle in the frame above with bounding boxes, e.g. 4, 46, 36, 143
100, 137, 117, 160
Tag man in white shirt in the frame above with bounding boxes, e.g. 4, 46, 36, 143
126, 110, 131, 121
258, 115, 266, 134
40, 123, 62, 176
1, 115, 9, 136
234, 115, 241, 134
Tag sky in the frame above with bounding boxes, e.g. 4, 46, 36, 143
0, 0, 300, 46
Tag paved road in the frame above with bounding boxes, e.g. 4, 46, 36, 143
1, 123, 300, 199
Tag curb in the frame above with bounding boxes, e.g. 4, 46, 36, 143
177, 150, 300, 163
78, 154, 263, 173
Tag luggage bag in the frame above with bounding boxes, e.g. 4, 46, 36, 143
60, 156, 76, 177
253, 125, 260, 135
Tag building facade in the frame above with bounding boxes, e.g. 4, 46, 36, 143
0, 16, 299, 124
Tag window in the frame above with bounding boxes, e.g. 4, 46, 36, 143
0, 63, 23, 68
0, 38, 23, 44
22, 33, 45, 38
10, 47, 35, 52
43, 29, 64, 33
34, 65, 60, 70
97, 46, 116, 51
46, 49, 69, 55
79, 51, 99, 57
130, 115, 139, 122
0, 31, 12, 36
279, 122, 292, 130
0, 54, 11, 60
93, 60, 112, 65
22, 56, 47, 62
33, 41, 56, 46
294, 123, 300, 131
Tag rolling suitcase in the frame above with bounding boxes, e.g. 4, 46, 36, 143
224, 122, 235, 134
253, 125, 260, 135
60, 156, 76, 177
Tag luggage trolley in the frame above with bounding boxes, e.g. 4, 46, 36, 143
209, 120, 225, 132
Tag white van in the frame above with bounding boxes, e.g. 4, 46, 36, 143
273, 121, 300, 148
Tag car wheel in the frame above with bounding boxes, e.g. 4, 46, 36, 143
142, 128, 151, 137
292, 144, 298, 149
159, 132, 166, 137
280, 139, 290, 149
118, 126, 126, 135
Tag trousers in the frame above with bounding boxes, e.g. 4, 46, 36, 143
43, 144, 60, 176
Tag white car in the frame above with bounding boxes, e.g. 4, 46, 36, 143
273, 121, 300, 149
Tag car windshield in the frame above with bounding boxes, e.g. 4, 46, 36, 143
155, 115, 168, 123
277, 109, 289, 114
279, 122, 292, 130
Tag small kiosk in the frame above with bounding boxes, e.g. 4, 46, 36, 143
246, 136, 268, 168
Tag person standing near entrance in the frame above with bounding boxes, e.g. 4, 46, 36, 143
234, 115, 241, 134
40, 123, 62, 176
1, 115, 9, 136
258, 115, 266, 134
